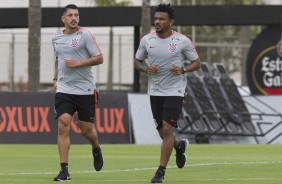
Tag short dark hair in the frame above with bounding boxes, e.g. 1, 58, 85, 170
63, 4, 78, 15
154, 3, 174, 20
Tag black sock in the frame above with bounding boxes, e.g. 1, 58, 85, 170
93, 146, 101, 154
60, 163, 68, 172
158, 165, 166, 173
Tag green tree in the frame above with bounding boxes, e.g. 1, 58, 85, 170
28, 0, 41, 91
93, 0, 130, 6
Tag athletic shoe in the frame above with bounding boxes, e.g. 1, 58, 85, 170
151, 169, 165, 183
175, 139, 189, 168
92, 146, 104, 171
53, 170, 71, 181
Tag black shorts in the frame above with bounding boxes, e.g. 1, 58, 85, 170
150, 96, 184, 130
54, 91, 98, 123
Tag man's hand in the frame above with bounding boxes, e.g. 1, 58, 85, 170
64, 58, 77, 68
147, 64, 159, 74
170, 64, 182, 75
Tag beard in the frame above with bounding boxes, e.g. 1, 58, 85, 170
70, 25, 78, 30
155, 26, 163, 33
69, 21, 78, 29
156, 29, 163, 33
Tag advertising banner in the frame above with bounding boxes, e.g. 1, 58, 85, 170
246, 26, 282, 95
0, 91, 131, 144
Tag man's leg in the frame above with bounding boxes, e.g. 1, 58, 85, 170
162, 96, 189, 169
158, 124, 189, 169
151, 121, 175, 183
158, 125, 189, 169
79, 120, 104, 171
79, 120, 99, 147
160, 128, 189, 169
54, 113, 72, 181
160, 121, 175, 167
158, 129, 180, 151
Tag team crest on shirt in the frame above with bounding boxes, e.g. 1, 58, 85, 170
168, 43, 178, 52
70, 38, 79, 48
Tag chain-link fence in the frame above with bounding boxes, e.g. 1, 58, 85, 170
0, 28, 251, 91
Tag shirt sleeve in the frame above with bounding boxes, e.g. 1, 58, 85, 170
182, 37, 199, 61
84, 31, 102, 57
135, 37, 148, 61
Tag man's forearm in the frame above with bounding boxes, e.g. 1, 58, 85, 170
78, 54, 104, 67
54, 57, 58, 80
185, 58, 201, 72
134, 59, 148, 73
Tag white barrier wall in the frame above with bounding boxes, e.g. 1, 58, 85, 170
128, 94, 162, 144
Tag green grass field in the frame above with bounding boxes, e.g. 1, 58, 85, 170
0, 144, 281, 184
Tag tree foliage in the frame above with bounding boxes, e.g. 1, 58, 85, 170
92, 0, 131, 6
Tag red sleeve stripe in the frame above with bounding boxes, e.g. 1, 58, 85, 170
173, 31, 199, 59
79, 27, 103, 55
140, 32, 156, 39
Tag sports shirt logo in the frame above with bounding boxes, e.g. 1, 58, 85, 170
70, 38, 79, 48
168, 43, 178, 52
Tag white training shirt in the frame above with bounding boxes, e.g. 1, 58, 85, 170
52, 27, 102, 95
135, 30, 199, 97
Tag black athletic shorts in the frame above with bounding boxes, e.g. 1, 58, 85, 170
54, 91, 98, 123
150, 96, 184, 130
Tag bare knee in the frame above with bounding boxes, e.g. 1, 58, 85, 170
81, 125, 96, 138
162, 122, 174, 139
58, 123, 70, 137
79, 121, 97, 139
57, 114, 72, 137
